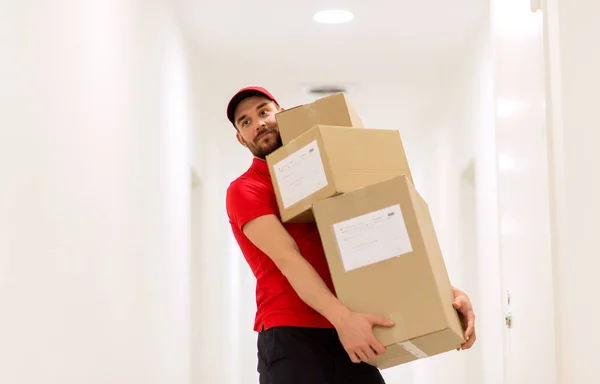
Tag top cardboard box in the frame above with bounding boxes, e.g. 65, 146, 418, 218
275, 93, 364, 145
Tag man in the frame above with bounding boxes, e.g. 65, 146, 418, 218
225, 86, 476, 384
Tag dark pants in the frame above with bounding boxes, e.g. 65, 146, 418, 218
257, 326, 386, 384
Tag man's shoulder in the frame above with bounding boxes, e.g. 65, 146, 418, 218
226, 168, 275, 209
226, 167, 278, 227
227, 168, 260, 196
227, 171, 249, 189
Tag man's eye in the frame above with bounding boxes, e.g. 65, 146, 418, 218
260, 110, 267, 116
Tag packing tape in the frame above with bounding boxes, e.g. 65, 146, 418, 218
389, 311, 429, 359
398, 341, 429, 359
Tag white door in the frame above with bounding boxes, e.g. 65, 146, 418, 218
491, 1, 557, 383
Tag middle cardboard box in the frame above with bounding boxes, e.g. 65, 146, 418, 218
266, 124, 413, 223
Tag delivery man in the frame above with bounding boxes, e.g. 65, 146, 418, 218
225, 86, 476, 384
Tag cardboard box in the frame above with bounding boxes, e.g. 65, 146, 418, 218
275, 93, 363, 145
312, 174, 465, 369
266, 125, 413, 223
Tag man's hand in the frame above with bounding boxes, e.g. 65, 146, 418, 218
452, 286, 476, 350
332, 309, 395, 364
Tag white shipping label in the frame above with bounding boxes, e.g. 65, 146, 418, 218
273, 140, 328, 209
398, 341, 428, 359
333, 204, 412, 272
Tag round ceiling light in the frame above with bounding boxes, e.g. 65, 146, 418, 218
313, 10, 354, 24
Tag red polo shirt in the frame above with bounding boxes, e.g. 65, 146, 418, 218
226, 157, 336, 332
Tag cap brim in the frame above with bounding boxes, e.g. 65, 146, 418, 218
226, 88, 277, 126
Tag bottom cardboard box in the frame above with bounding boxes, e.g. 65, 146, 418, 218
312, 174, 465, 369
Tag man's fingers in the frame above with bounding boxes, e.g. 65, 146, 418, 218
348, 351, 361, 364
452, 300, 461, 310
363, 346, 377, 362
464, 312, 475, 338
461, 330, 477, 350
370, 340, 387, 356
368, 314, 395, 327
356, 349, 370, 363
453, 296, 466, 309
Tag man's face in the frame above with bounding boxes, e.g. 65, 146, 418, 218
234, 95, 283, 159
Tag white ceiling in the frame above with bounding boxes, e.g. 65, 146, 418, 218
177, 0, 487, 48
172, 0, 489, 142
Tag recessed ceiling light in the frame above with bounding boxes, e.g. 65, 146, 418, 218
313, 10, 354, 24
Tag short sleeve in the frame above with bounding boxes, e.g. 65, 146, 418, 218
226, 178, 277, 231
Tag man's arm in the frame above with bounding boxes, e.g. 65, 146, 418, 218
243, 214, 395, 363
243, 214, 349, 324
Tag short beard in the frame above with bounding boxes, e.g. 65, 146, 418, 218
251, 132, 282, 159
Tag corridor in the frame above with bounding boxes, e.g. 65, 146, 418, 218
1, 0, 598, 383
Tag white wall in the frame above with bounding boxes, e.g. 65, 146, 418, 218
545, 1, 600, 383
0, 1, 194, 382
185, 46, 262, 383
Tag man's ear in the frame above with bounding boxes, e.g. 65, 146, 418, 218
236, 131, 248, 148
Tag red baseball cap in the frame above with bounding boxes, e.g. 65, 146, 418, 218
226, 86, 279, 126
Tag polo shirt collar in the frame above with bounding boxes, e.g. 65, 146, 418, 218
251, 157, 270, 177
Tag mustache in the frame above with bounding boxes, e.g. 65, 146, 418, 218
255, 127, 276, 142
